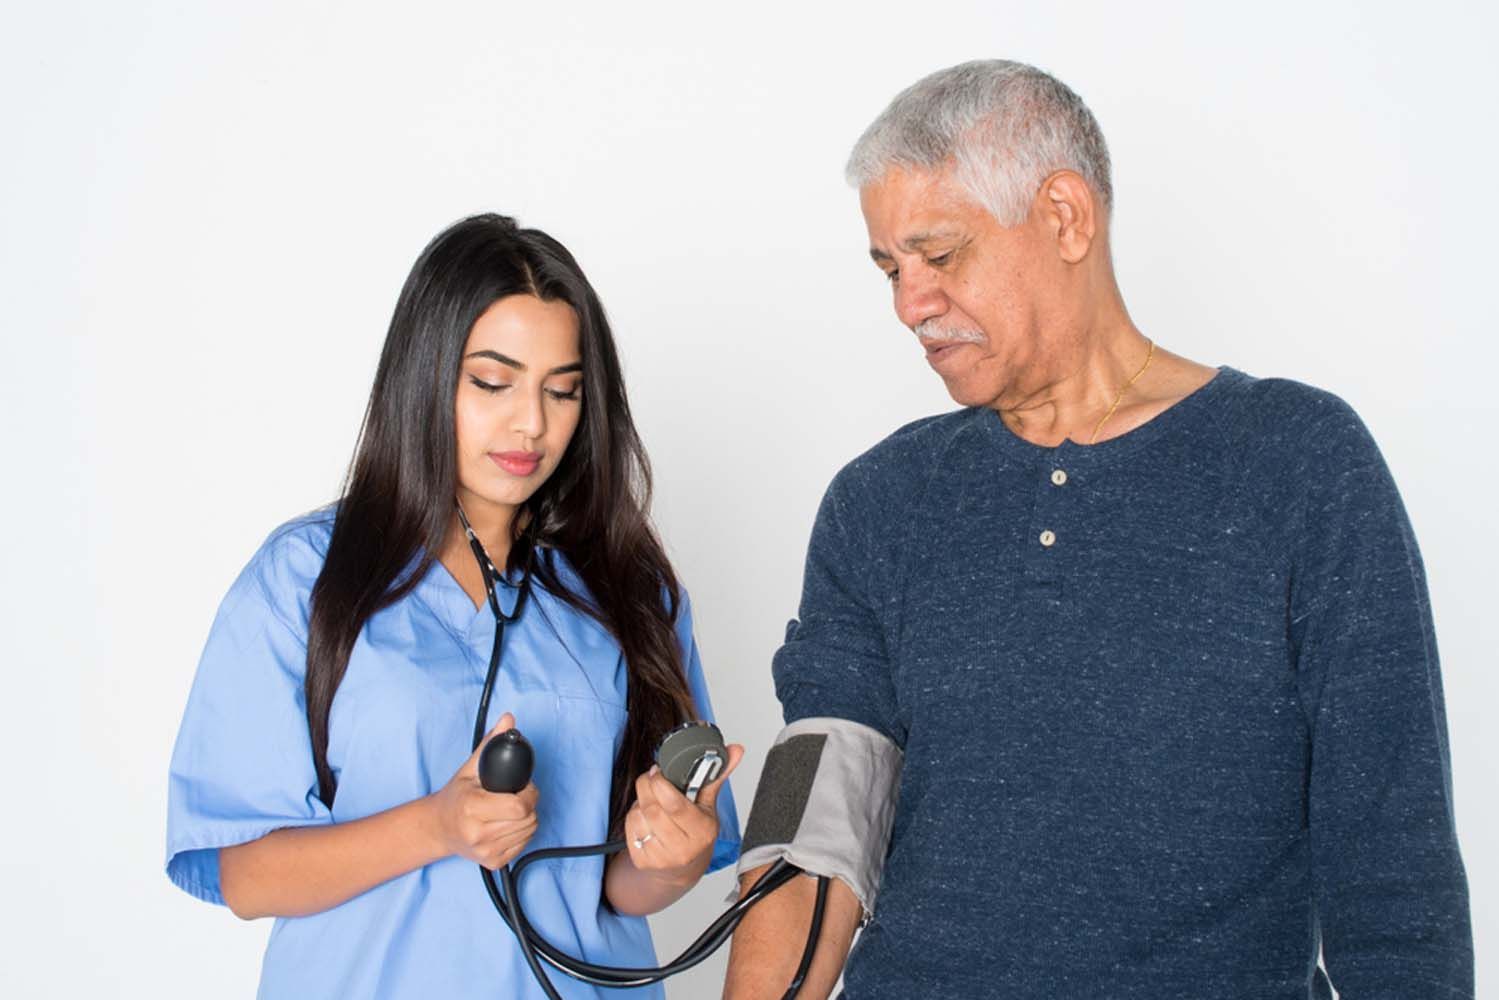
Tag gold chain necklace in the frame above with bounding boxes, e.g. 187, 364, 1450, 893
1088, 339, 1155, 444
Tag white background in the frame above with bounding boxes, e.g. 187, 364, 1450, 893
3, 1, 1495, 996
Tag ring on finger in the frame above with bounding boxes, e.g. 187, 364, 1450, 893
631, 828, 655, 850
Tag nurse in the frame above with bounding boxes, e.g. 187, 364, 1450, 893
166, 213, 742, 999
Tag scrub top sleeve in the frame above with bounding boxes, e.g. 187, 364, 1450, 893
165, 530, 333, 906
673, 588, 741, 873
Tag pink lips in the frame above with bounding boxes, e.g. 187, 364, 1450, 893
490, 451, 543, 477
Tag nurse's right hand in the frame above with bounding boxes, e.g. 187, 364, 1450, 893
428, 712, 540, 870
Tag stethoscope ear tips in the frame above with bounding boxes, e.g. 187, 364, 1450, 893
656, 721, 726, 802
479, 728, 535, 794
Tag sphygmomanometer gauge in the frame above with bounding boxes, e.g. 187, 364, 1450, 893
655, 720, 727, 803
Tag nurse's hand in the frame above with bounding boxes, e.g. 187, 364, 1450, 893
621, 743, 744, 889
428, 712, 540, 870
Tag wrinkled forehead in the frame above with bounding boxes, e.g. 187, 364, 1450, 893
859, 165, 986, 254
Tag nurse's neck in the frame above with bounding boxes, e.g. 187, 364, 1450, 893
440, 499, 518, 612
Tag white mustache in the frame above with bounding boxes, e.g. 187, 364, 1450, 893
913, 320, 986, 345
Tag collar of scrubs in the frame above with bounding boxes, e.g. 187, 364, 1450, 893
416, 553, 534, 638
412, 547, 619, 657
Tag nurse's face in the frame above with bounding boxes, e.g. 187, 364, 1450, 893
453, 294, 584, 518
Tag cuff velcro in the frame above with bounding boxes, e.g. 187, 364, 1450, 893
732, 717, 902, 917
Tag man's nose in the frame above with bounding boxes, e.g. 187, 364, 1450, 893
893, 266, 947, 329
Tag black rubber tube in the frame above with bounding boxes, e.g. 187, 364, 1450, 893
783, 875, 829, 998
462, 524, 824, 994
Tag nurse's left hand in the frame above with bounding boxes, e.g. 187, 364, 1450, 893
622, 743, 744, 889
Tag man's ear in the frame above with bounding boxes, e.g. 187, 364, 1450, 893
1038, 170, 1098, 264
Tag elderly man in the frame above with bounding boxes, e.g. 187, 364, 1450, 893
722, 60, 1471, 999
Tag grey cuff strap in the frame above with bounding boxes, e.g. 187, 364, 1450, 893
731, 717, 902, 917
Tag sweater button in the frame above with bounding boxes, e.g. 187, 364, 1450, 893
1039, 530, 1057, 547
1051, 469, 1068, 486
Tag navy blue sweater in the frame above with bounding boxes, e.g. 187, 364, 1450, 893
773, 367, 1471, 998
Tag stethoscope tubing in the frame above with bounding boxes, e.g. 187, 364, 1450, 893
461, 515, 821, 997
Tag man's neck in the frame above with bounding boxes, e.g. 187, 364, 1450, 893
996, 321, 1156, 447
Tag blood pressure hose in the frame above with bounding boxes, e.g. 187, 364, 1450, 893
459, 519, 826, 997
475, 725, 815, 996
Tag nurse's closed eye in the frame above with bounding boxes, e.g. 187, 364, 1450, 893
546, 386, 581, 402
469, 375, 510, 394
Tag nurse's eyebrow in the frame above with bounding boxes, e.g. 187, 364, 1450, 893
465, 350, 583, 375
465, 350, 526, 370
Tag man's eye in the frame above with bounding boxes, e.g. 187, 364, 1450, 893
884, 269, 900, 284
927, 251, 954, 267
468, 376, 510, 394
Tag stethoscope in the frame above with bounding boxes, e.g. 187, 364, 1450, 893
455, 504, 827, 999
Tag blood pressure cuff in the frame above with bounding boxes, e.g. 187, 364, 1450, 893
733, 717, 902, 917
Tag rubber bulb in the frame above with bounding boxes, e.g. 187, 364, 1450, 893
479, 728, 534, 793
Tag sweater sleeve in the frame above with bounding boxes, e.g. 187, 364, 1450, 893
1288, 396, 1472, 996
772, 464, 906, 749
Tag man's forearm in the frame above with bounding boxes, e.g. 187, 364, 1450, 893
723, 863, 863, 1000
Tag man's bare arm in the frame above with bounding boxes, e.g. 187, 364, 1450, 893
722, 863, 864, 1000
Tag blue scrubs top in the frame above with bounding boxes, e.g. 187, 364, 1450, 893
166, 509, 740, 999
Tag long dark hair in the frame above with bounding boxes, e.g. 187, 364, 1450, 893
305, 213, 696, 840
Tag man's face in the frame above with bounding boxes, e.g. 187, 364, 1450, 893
860, 166, 1074, 409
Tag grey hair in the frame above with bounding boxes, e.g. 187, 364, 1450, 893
846, 60, 1112, 226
